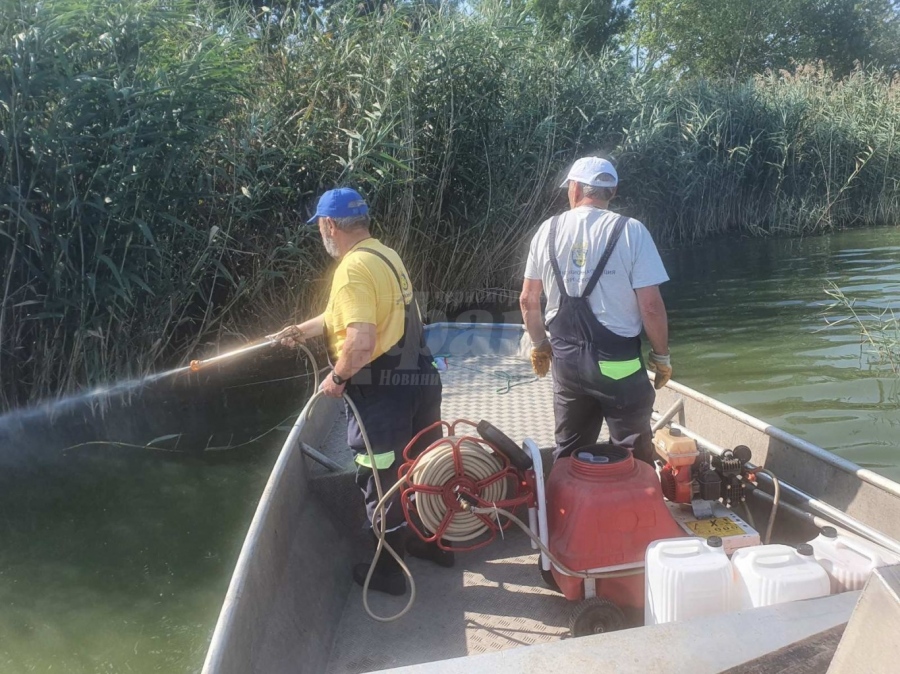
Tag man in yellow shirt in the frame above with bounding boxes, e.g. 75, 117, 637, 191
271, 188, 447, 596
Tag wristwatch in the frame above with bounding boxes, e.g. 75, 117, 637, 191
331, 372, 347, 386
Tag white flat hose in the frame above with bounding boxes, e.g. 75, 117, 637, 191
468, 505, 644, 581
290, 353, 417, 622
359, 434, 510, 621
363, 434, 642, 621
299, 366, 640, 623
408, 439, 507, 542
343, 394, 419, 622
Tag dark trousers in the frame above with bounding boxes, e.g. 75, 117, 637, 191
550, 339, 655, 464
346, 359, 442, 533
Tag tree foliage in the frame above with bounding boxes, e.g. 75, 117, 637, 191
530, 0, 632, 55
634, 0, 900, 78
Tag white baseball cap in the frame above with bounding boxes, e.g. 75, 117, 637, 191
559, 156, 618, 188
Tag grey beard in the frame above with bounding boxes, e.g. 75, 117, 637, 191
322, 234, 340, 258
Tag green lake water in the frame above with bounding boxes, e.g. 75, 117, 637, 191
0, 443, 280, 673
0, 226, 898, 673
663, 227, 900, 482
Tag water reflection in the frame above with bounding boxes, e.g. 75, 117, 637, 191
0, 350, 312, 673
663, 228, 900, 479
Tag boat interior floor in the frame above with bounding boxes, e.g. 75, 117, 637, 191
309, 350, 821, 673
312, 353, 559, 476
326, 530, 573, 674
323, 523, 848, 674
305, 354, 569, 673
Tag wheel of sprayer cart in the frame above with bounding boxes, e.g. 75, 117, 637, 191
537, 558, 560, 593
569, 597, 625, 637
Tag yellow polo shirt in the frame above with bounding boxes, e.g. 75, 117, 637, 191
324, 238, 414, 362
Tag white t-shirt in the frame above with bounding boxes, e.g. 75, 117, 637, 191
524, 207, 669, 337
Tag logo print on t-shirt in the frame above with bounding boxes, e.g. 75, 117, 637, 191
398, 272, 412, 305
571, 243, 588, 268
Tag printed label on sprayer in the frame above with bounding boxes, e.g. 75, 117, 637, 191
682, 517, 746, 538
666, 501, 761, 554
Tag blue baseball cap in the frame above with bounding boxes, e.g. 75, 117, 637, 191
306, 188, 369, 224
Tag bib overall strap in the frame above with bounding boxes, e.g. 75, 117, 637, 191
547, 216, 567, 297
581, 215, 628, 299
349, 248, 426, 472
356, 246, 425, 348
356, 247, 411, 307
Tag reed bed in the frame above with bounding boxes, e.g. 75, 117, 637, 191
2, 0, 899, 407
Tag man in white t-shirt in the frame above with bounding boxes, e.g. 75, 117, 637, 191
520, 156, 673, 462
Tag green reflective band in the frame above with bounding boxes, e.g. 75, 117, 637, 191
355, 451, 396, 470
598, 358, 642, 380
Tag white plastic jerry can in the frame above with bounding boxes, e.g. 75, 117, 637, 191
645, 535, 733, 626
808, 526, 900, 593
732, 543, 830, 609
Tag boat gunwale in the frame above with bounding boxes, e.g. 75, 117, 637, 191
426, 322, 900, 500
202, 321, 900, 673
201, 393, 341, 674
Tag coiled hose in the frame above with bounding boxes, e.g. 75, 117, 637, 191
362, 437, 643, 622
408, 439, 507, 542
295, 347, 641, 623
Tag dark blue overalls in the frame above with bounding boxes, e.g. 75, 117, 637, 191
546, 214, 655, 464
329, 247, 442, 533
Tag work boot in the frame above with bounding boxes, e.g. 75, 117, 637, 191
406, 536, 456, 568
352, 529, 406, 596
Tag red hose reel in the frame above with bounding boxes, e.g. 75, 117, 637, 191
398, 419, 536, 552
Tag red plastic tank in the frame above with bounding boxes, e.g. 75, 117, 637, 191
547, 444, 685, 608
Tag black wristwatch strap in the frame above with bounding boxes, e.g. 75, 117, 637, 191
331, 371, 347, 385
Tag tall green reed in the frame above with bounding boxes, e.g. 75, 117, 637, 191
2, 0, 899, 407
0, 0, 322, 408
825, 282, 900, 375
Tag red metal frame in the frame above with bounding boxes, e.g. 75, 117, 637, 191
398, 419, 534, 551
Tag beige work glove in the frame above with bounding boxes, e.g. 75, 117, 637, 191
530, 340, 552, 377
648, 350, 672, 390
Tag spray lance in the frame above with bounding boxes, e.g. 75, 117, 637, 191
187, 333, 322, 394
187, 326, 316, 377
188, 337, 279, 373
190, 335, 639, 623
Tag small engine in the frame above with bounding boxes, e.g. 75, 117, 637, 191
654, 427, 699, 503
654, 427, 754, 508
712, 445, 753, 507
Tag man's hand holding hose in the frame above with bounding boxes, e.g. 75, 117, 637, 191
267, 313, 325, 348
268, 324, 306, 348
